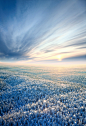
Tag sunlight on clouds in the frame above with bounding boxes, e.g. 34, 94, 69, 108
57, 55, 62, 61
0, 0, 86, 64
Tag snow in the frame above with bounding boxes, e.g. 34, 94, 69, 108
0, 66, 86, 125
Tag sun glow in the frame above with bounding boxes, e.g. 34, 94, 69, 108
57, 55, 62, 61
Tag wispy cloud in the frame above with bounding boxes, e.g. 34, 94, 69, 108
0, 0, 86, 63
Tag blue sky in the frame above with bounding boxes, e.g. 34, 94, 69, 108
0, 0, 86, 64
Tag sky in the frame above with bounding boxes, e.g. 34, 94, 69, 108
0, 0, 86, 65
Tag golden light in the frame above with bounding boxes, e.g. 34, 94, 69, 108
57, 55, 62, 61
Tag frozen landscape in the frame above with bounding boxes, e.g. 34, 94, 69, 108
0, 65, 86, 126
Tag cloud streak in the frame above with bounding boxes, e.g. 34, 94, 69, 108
0, 0, 86, 63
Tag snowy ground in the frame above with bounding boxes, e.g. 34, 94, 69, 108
0, 65, 86, 126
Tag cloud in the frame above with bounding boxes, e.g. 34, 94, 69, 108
0, 0, 86, 62
63, 41, 86, 48
63, 54, 86, 61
